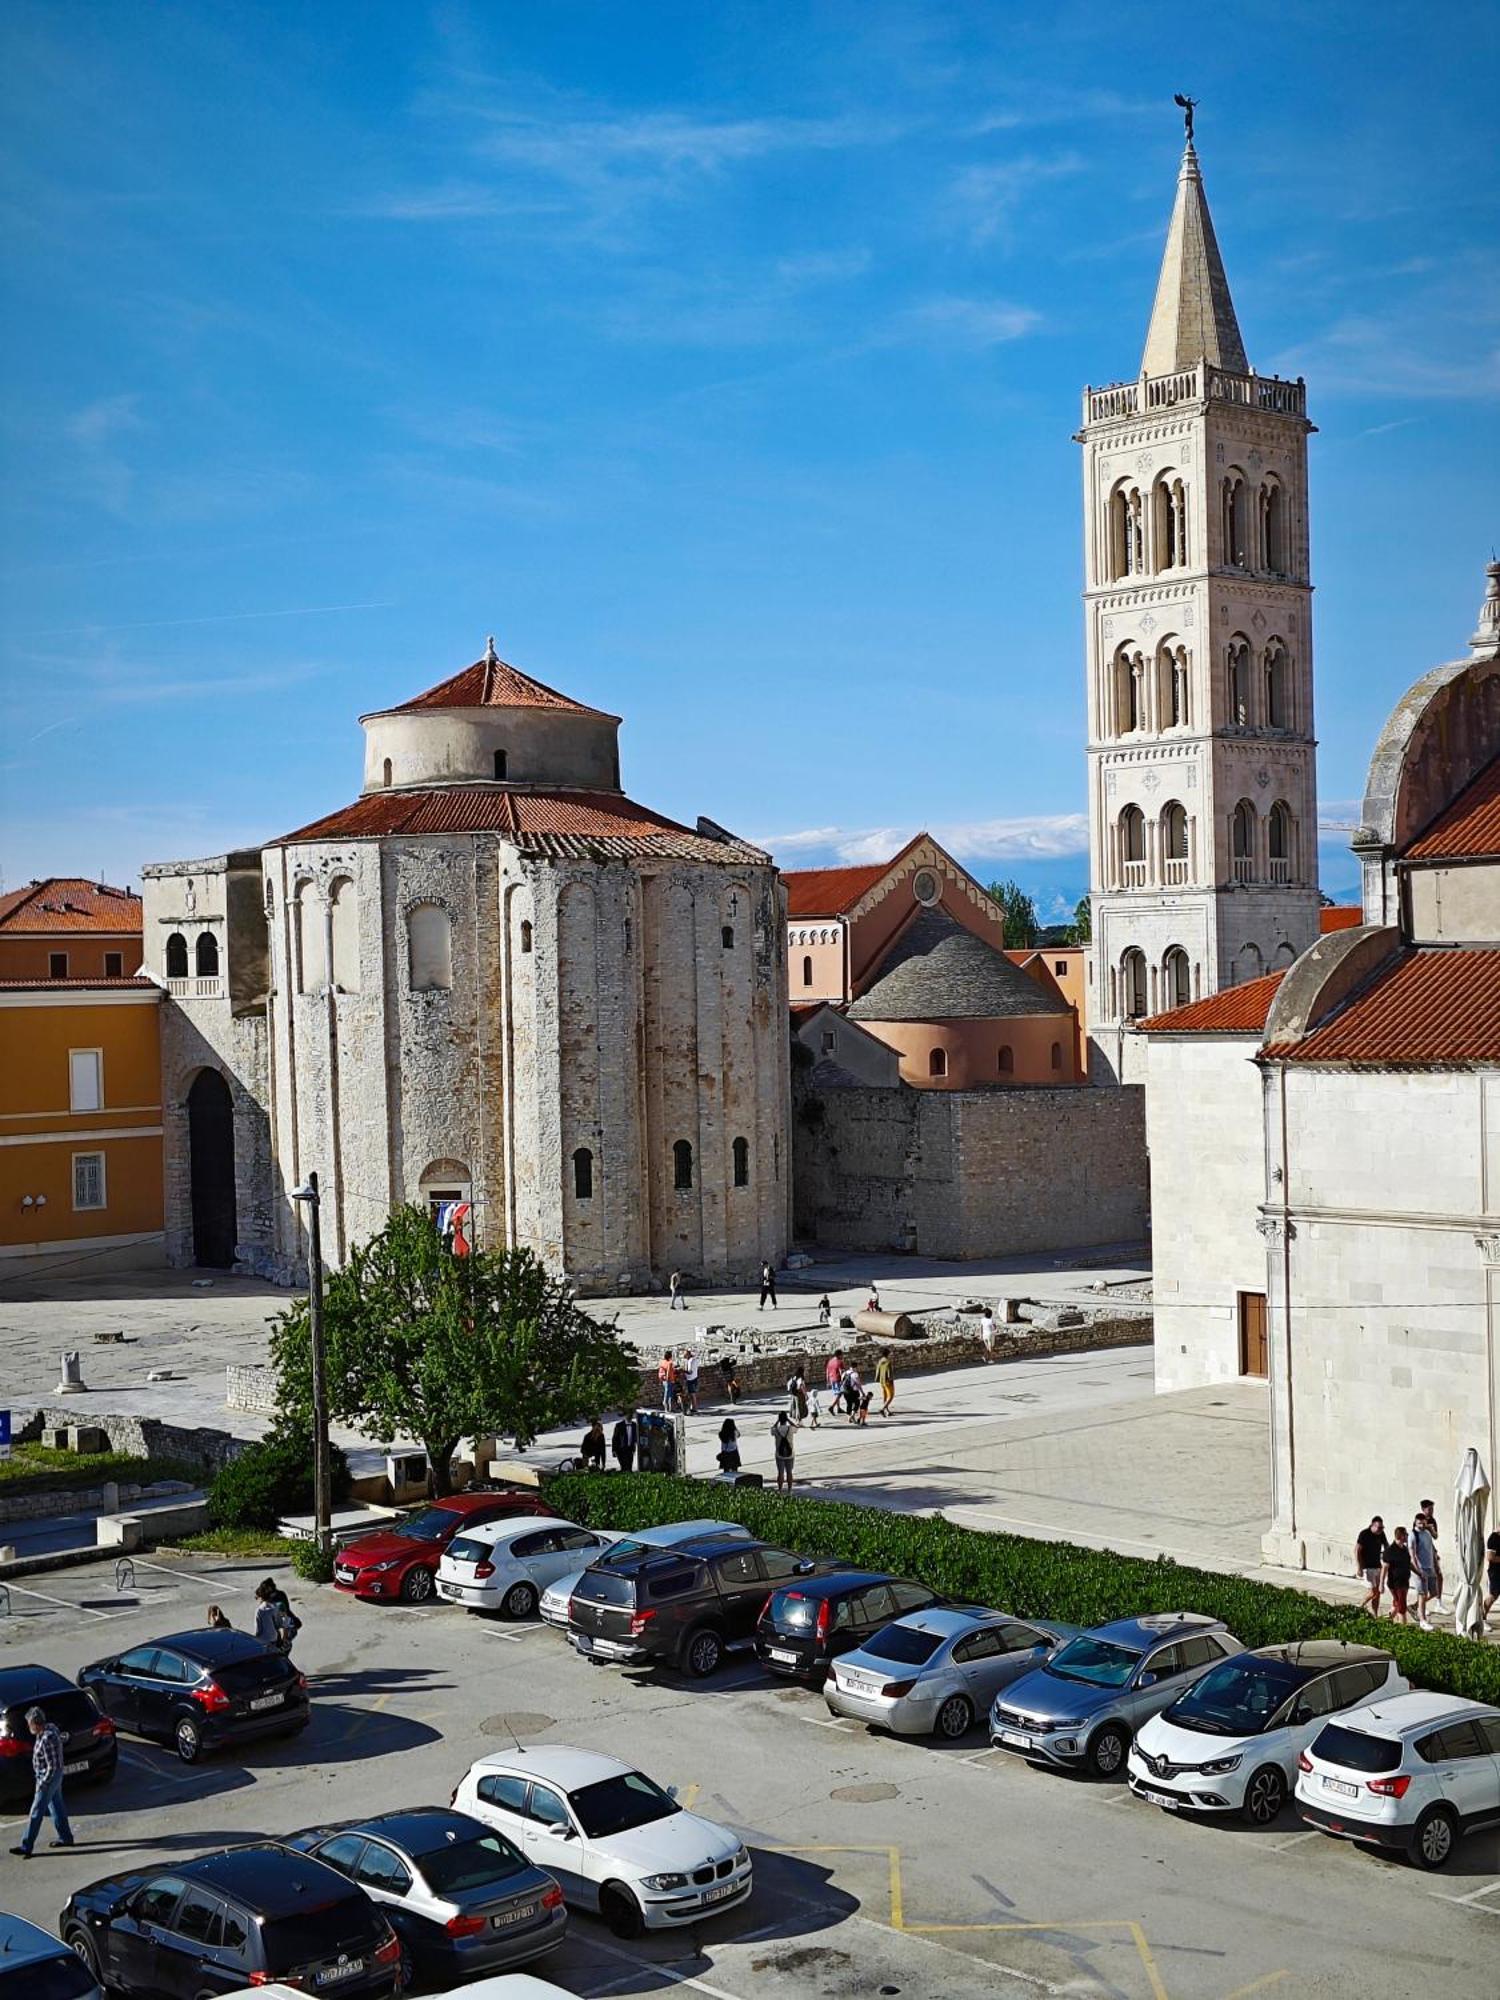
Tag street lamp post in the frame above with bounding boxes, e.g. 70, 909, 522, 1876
291, 1173, 331, 1553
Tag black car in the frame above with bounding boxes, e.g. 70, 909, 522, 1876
60, 1843, 402, 1998
0, 1664, 117, 1804
78, 1628, 308, 1765
568, 1534, 824, 1677
755, 1571, 940, 1684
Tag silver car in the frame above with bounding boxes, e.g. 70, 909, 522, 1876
825, 1606, 1073, 1740
538, 1518, 753, 1629
991, 1612, 1244, 1777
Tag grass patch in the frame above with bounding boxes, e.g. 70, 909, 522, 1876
545, 1472, 1500, 1707
170, 1526, 289, 1557
0, 1443, 203, 1497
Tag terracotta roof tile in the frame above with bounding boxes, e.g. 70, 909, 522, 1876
1405, 755, 1500, 861
0, 976, 156, 991
272, 787, 767, 864
375, 653, 616, 720
0, 879, 142, 935
1263, 948, 1500, 1066
1319, 906, 1364, 933
1140, 969, 1287, 1034
782, 864, 888, 917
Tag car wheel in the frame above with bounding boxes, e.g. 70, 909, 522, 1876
1410, 1805, 1458, 1870
400, 1565, 434, 1604
683, 1627, 725, 1678
504, 1580, 539, 1619
601, 1881, 645, 1939
66, 1931, 102, 1982
935, 1693, 973, 1740
1087, 1722, 1129, 1778
1240, 1765, 1287, 1827
174, 1716, 203, 1764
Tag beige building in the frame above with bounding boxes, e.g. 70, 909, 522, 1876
1080, 124, 1320, 1082
144, 642, 790, 1293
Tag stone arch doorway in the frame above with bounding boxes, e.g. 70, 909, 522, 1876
187, 1069, 236, 1268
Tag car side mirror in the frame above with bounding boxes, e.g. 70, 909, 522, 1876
545, 1822, 573, 1840
1138, 1670, 1160, 1688
1292, 1703, 1314, 1726
667, 1784, 679, 1801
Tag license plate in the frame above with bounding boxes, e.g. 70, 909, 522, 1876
335, 1568, 354, 1583
493, 1903, 537, 1928
1142, 1787, 1178, 1810
64, 1759, 90, 1775
769, 1647, 798, 1665
1001, 1729, 1032, 1748
573, 1633, 595, 1655
315, 1960, 364, 1986
250, 1693, 285, 1712
439, 1583, 463, 1598
703, 1879, 739, 1904
839, 1672, 874, 1690
1322, 1776, 1357, 1797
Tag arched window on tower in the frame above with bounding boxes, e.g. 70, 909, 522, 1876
672, 1139, 694, 1191
408, 901, 453, 992
572, 1147, 594, 1200
1232, 800, 1257, 884
194, 931, 219, 979
1109, 484, 1145, 580
801, 954, 813, 987
329, 877, 359, 993
1153, 473, 1188, 570
519, 920, 533, 955
381, 757, 393, 788
1260, 479, 1287, 573
1227, 636, 1252, 727
732, 1136, 749, 1187
1158, 640, 1189, 728
1268, 801, 1294, 883
294, 882, 325, 994
1222, 472, 1249, 568
928, 1048, 947, 1078
1264, 640, 1291, 730
1114, 646, 1146, 734
1121, 947, 1148, 1020
721, 924, 734, 950
1163, 946, 1191, 1009
1119, 804, 1146, 888
165, 931, 189, 980
1161, 801, 1189, 885
998, 1045, 1014, 1075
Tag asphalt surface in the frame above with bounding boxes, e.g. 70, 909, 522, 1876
2, 1550, 1496, 1998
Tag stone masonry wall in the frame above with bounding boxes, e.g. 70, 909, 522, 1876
17, 1407, 247, 1472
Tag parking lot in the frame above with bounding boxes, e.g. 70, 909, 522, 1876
3, 1549, 1497, 1999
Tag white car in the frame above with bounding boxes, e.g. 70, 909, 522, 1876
538, 1518, 755, 1629
1295, 1688, 1500, 1868
1129, 1641, 1405, 1826
454, 1745, 752, 1937
438, 1517, 613, 1618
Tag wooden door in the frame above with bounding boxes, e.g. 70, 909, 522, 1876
1238, 1291, 1269, 1379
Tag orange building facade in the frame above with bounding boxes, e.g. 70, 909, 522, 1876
0, 980, 165, 1275
0, 879, 142, 982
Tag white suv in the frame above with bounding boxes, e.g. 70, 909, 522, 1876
1129, 1641, 1405, 1826
1295, 1689, 1500, 1868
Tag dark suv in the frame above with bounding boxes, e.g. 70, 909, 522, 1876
569, 1535, 823, 1677
60, 1843, 402, 1997
78, 1628, 309, 1764
755, 1571, 940, 1685
0, 1664, 116, 1805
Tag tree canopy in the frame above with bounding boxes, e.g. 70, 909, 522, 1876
270, 1205, 638, 1493
1067, 893, 1092, 945
985, 877, 1039, 950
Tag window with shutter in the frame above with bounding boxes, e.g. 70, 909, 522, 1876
73, 1152, 106, 1210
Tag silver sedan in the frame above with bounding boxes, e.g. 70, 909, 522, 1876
825, 1605, 1073, 1740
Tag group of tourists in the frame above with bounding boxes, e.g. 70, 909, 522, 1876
1354, 1501, 1500, 1629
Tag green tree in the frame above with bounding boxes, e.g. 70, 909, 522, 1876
986, 877, 1039, 950
1067, 894, 1092, 945
269, 1205, 638, 1494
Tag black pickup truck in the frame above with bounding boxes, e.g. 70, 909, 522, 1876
567, 1534, 823, 1677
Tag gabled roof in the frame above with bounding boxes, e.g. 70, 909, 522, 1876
847, 908, 1068, 1023
1140, 970, 1286, 1035
1262, 948, 1500, 1066
1141, 142, 1249, 377
0, 879, 142, 935
1404, 753, 1500, 862
782, 863, 889, 917
367, 647, 617, 722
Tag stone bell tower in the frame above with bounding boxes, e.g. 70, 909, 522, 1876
1078, 106, 1320, 1082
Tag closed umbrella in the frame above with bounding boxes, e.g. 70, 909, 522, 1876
1452, 1448, 1490, 1640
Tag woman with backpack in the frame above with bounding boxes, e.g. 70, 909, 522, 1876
716, 1417, 742, 1480
786, 1364, 811, 1428
254, 1578, 301, 1655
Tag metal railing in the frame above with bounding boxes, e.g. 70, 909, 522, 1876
1122, 860, 1148, 889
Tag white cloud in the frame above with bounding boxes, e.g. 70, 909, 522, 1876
66, 394, 145, 446
889, 295, 1042, 348
758, 813, 1088, 867
947, 151, 1084, 244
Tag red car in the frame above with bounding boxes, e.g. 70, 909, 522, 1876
333, 1491, 552, 1603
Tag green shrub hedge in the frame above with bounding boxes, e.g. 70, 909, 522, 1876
208, 1425, 350, 1530
544, 1472, 1500, 1706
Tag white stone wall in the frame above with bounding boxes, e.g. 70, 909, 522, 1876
360, 704, 621, 794
1146, 1033, 1270, 1391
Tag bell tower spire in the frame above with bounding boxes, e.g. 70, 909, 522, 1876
1141, 105, 1248, 378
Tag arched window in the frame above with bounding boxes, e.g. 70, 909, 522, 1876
1109, 484, 1145, 580
165, 931, 189, 979
1260, 480, 1286, 573
329, 877, 358, 993
1158, 641, 1189, 728
194, 931, 219, 979
928, 1048, 947, 1078
408, 901, 453, 992
1120, 804, 1146, 886
493, 749, 507, 780
519, 920, 533, 955
1264, 640, 1290, 730
381, 757, 393, 788
801, 954, 813, 987
1163, 946, 1191, 1009
1268, 801, 1293, 882
732, 1136, 750, 1187
1050, 1041, 1062, 1072
672, 1139, 694, 1191
294, 883, 325, 994
1227, 636, 1252, 726
1121, 947, 1148, 1020
1232, 800, 1256, 883
1114, 646, 1145, 734
1222, 472, 1249, 567
721, 925, 734, 950
998, 1045, 1014, 1074
572, 1147, 593, 1200
1153, 474, 1188, 570
1162, 801, 1189, 884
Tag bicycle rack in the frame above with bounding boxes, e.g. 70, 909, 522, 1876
115, 1557, 136, 1593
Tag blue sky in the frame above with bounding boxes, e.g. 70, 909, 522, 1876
2, 1, 1496, 922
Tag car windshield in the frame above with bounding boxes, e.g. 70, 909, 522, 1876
766, 1590, 818, 1631
1311, 1722, 1402, 1773
3, 1691, 98, 1734
420, 1831, 529, 1895
1164, 1655, 1306, 1735
262, 1897, 385, 1966
861, 1625, 944, 1666
0, 1954, 99, 2000
1047, 1636, 1142, 1688
399, 1508, 461, 1543
568, 1771, 681, 1839
573, 1571, 633, 1607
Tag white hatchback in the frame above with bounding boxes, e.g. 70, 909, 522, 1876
1295, 1688, 1500, 1868
1129, 1641, 1405, 1826
454, 1745, 752, 1937
438, 1517, 612, 1619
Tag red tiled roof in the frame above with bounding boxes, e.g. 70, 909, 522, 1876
0, 879, 142, 935
273, 787, 766, 863
1263, 948, 1500, 1065
1405, 755, 1500, 861
1140, 970, 1287, 1034
1319, 905, 1364, 933
375, 653, 616, 720
0, 976, 156, 992
782, 864, 888, 917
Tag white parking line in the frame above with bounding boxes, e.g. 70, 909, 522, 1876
1430, 1878, 1500, 1913
1, 1581, 119, 1620
129, 1557, 249, 1594
589, 1938, 745, 2000
119, 1747, 204, 1789
796, 1713, 860, 1732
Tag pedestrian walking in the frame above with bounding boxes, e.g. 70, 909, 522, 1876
8, 1707, 73, 1858
580, 1418, 607, 1471
657, 1349, 678, 1411
206, 1603, 233, 1631
669, 1268, 687, 1311
875, 1348, 895, 1418
842, 1363, 864, 1422
1410, 1511, 1440, 1629
716, 1417, 741, 1478
759, 1259, 778, 1310
785, 1365, 810, 1427
683, 1346, 700, 1414
1419, 1499, 1445, 1609
817, 1294, 831, 1328
1382, 1528, 1413, 1624
1355, 1516, 1389, 1616
865, 1284, 881, 1313
611, 1412, 639, 1473
717, 1352, 740, 1404
255, 1578, 301, 1654
978, 1309, 998, 1359
1482, 1527, 1500, 1624
822, 1349, 843, 1420
771, 1411, 796, 1492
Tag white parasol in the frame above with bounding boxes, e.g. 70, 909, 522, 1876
1451, 1447, 1491, 1640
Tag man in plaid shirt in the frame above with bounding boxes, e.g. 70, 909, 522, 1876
8, 1705, 74, 1857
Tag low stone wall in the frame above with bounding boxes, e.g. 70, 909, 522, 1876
226, 1362, 279, 1414
0, 1480, 194, 1525
17, 1408, 247, 1474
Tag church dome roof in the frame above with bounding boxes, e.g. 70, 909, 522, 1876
362, 644, 619, 723
847, 909, 1068, 1023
